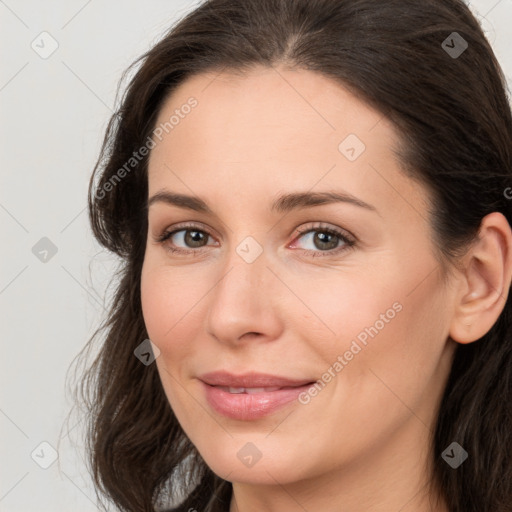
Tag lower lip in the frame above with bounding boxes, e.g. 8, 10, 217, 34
201, 381, 314, 420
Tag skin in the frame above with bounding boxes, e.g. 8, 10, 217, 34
140, 65, 512, 511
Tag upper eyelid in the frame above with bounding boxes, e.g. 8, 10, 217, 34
157, 221, 218, 241
158, 221, 349, 235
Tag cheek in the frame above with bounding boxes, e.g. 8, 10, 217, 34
293, 270, 402, 358
141, 263, 200, 343
140, 264, 206, 416
311, 254, 449, 403
141, 266, 171, 343
332, 267, 451, 423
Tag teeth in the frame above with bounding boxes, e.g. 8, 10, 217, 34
245, 387, 280, 394
228, 387, 245, 394
217, 386, 282, 394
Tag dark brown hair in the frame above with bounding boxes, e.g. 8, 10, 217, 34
74, 0, 512, 510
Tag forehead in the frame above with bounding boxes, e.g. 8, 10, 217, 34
146, 66, 428, 222
150, 66, 389, 162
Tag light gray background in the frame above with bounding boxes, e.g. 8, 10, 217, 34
1, 0, 511, 510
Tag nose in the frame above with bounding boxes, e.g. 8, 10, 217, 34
205, 242, 283, 346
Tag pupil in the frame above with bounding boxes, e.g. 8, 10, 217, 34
186, 230, 205, 247
315, 232, 337, 250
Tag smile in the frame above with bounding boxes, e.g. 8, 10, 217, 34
198, 371, 317, 420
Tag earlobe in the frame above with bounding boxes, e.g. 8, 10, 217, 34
449, 212, 512, 344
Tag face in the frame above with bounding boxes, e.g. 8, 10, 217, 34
140, 66, 457, 489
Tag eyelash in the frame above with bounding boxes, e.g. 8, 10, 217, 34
155, 222, 356, 258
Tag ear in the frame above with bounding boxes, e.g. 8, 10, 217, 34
449, 212, 512, 344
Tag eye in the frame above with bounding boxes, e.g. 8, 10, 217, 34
154, 222, 356, 257
290, 223, 356, 257
155, 223, 217, 255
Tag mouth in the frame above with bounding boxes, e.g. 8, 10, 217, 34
198, 371, 317, 420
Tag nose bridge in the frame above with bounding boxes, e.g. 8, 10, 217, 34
215, 234, 270, 306
205, 234, 281, 342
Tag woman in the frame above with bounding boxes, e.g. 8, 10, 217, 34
79, 0, 512, 510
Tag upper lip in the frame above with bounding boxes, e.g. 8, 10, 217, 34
199, 370, 315, 388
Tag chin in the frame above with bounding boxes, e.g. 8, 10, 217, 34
198, 441, 312, 486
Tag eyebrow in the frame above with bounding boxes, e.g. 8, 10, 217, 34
147, 189, 378, 214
